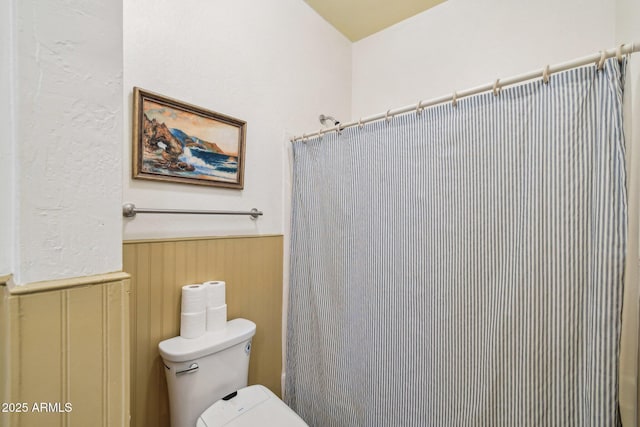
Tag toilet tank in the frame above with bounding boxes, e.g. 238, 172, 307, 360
159, 318, 256, 427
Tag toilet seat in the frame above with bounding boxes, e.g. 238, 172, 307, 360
196, 385, 308, 427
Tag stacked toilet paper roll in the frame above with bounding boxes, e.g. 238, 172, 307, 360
204, 281, 227, 332
180, 284, 207, 339
179, 280, 229, 339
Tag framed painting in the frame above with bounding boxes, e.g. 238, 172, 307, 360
132, 87, 246, 189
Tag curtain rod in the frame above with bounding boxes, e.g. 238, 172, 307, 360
291, 42, 639, 143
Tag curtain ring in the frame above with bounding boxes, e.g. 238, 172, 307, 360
302, 133, 308, 142
318, 129, 323, 139
597, 50, 606, 70
416, 100, 424, 115
492, 79, 501, 96
616, 44, 624, 63
385, 109, 392, 123
452, 92, 458, 107
358, 118, 364, 129
542, 65, 550, 84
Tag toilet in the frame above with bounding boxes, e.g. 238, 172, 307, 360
158, 318, 307, 427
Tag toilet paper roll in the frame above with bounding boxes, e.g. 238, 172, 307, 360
180, 311, 206, 339
203, 281, 226, 308
181, 284, 207, 314
206, 304, 227, 332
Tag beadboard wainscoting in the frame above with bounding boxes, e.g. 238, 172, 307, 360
123, 235, 283, 427
0, 273, 131, 427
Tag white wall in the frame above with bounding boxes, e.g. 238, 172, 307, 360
615, 0, 640, 423
0, 0, 15, 278
10, 0, 123, 285
123, 0, 352, 240
352, 0, 616, 119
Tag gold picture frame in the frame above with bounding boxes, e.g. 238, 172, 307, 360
132, 87, 246, 189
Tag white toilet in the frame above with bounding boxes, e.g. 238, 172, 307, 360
158, 318, 307, 427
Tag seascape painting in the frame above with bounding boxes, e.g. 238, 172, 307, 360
132, 87, 246, 189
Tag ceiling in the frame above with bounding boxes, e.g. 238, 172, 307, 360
304, 0, 447, 42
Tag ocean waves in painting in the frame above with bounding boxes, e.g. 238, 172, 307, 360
141, 126, 239, 182
179, 147, 238, 182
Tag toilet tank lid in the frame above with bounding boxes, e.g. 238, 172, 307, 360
158, 318, 256, 363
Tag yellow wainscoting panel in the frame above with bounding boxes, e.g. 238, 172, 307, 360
0, 275, 130, 427
0, 284, 10, 427
123, 235, 284, 427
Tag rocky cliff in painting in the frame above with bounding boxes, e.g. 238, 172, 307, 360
142, 113, 195, 172
169, 128, 226, 155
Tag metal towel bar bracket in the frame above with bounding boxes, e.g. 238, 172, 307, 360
122, 203, 263, 220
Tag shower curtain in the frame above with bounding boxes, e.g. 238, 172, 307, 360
286, 58, 627, 426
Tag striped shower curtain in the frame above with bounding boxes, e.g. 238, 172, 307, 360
286, 58, 627, 426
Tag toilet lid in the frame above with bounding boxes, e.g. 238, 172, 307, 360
196, 385, 308, 427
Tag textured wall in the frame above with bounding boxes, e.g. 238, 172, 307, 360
9, 0, 123, 285
0, 0, 15, 277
